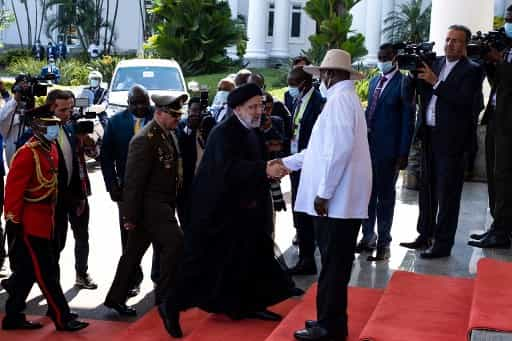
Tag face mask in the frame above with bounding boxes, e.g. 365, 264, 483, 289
44, 125, 59, 141
319, 81, 328, 97
377, 61, 394, 74
90, 79, 99, 88
505, 23, 512, 39
288, 86, 301, 98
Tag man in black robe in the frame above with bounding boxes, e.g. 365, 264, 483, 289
159, 83, 300, 338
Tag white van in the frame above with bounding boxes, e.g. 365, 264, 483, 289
105, 58, 189, 116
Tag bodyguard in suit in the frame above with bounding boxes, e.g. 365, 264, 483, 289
104, 94, 187, 316
468, 10, 512, 249
286, 67, 325, 275
100, 85, 153, 297
400, 25, 483, 258
357, 43, 414, 261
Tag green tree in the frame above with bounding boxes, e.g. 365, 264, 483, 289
304, 0, 367, 64
383, 0, 431, 43
0, 4, 14, 47
148, 0, 245, 75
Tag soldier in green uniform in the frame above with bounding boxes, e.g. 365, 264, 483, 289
104, 94, 188, 316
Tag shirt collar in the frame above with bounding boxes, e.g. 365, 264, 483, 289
445, 58, 460, 68
326, 80, 354, 98
381, 67, 399, 80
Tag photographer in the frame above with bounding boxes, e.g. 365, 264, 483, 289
468, 5, 512, 249
0, 75, 31, 166
400, 25, 483, 259
46, 90, 97, 289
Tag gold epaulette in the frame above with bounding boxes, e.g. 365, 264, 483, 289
5, 212, 20, 224
24, 144, 58, 203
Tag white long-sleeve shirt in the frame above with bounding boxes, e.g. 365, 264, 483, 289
283, 80, 372, 219
0, 98, 21, 166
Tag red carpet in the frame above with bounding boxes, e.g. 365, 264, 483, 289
359, 271, 473, 341
184, 299, 299, 341
468, 258, 512, 337
115, 307, 209, 340
265, 285, 383, 341
0, 314, 129, 340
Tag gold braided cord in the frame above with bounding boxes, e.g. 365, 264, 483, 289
23, 144, 58, 202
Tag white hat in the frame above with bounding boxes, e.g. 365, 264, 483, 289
304, 49, 364, 81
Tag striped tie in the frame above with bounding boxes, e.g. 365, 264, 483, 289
366, 76, 387, 131
134, 118, 142, 134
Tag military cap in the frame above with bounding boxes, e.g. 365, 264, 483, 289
152, 94, 189, 114
227, 83, 263, 108
27, 104, 61, 125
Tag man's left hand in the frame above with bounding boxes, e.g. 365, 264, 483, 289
417, 62, 438, 85
314, 196, 328, 216
396, 156, 408, 171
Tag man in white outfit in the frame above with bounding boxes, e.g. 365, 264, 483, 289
276, 49, 372, 341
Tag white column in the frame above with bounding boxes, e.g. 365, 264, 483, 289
429, 0, 494, 55
245, 0, 269, 60
271, 0, 290, 58
381, 0, 395, 43
364, 0, 383, 64
495, 0, 506, 17
227, 0, 239, 59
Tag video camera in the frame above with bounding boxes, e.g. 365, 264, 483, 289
71, 97, 97, 134
467, 29, 510, 61
394, 42, 437, 73
13, 73, 56, 109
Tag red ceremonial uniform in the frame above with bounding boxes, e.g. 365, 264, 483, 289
4, 137, 59, 239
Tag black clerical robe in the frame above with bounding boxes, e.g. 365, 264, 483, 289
175, 114, 295, 316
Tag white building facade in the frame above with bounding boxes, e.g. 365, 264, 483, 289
0, 0, 510, 63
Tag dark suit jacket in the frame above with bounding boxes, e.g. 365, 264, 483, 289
289, 88, 325, 152
176, 120, 198, 196
122, 120, 179, 225
417, 57, 483, 156
366, 71, 414, 160
100, 109, 153, 192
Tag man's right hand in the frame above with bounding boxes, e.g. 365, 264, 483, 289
109, 182, 122, 202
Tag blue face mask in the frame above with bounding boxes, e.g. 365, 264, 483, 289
377, 61, 394, 74
288, 86, 301, 98
44, 125, 59, 141
505, 23, 512, 39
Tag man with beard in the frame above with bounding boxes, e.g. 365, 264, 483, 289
159, 83, 301, 338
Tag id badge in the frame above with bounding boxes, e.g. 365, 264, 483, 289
291, 138, 298, 154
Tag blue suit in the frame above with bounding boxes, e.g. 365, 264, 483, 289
362, 70, 414, 248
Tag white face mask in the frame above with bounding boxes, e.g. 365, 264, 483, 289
90, 79, 99, 88
44, 125, 60, 141
377, 61, 394, 74
319, 81, 328, 97
213, 91, 229, 105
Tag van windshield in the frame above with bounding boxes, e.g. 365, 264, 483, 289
111, 66, 184, 91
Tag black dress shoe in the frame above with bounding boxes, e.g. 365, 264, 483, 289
420, 246, 451, 259
56, 319, 89, 332
468, 232, 511, 249
2, 318, 43, 330
158, 304, 183, 338
367, 247, 390, 261
246, 310, 282, 321
127, 285, 140, 298
288, 259, 317, 276
469, 231, 489, 240
104, 301, 137, 316
305, 320, 318, 328
354, 237, 377, 253
399, 237, 432, 250
294, 326, 339, 340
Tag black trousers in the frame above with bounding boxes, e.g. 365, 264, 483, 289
290, 172, 315, 260
54, 198, 91, 275
106, 201, 184, 306
117, 203, 143, 287
313, 216, 360, 338
485, 117, 496, 219
0, 176, 5, 269
416, 130, 465, 251
4, 234, 71, 328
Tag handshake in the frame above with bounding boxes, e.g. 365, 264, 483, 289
266, 159, 290, 180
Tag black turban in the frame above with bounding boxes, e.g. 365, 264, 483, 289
227, 83, 263, 108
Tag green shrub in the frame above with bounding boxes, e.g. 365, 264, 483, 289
6, 57, 46, 77
88, 55, 121, 83
59, 59, 90, 85
0, 48, 32, 69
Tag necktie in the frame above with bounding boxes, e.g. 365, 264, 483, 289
366, 76, 387, 130
134, 118, 142, 134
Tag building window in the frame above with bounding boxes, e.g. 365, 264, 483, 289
291, 5, 302, 38
268, 4, 275, 37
